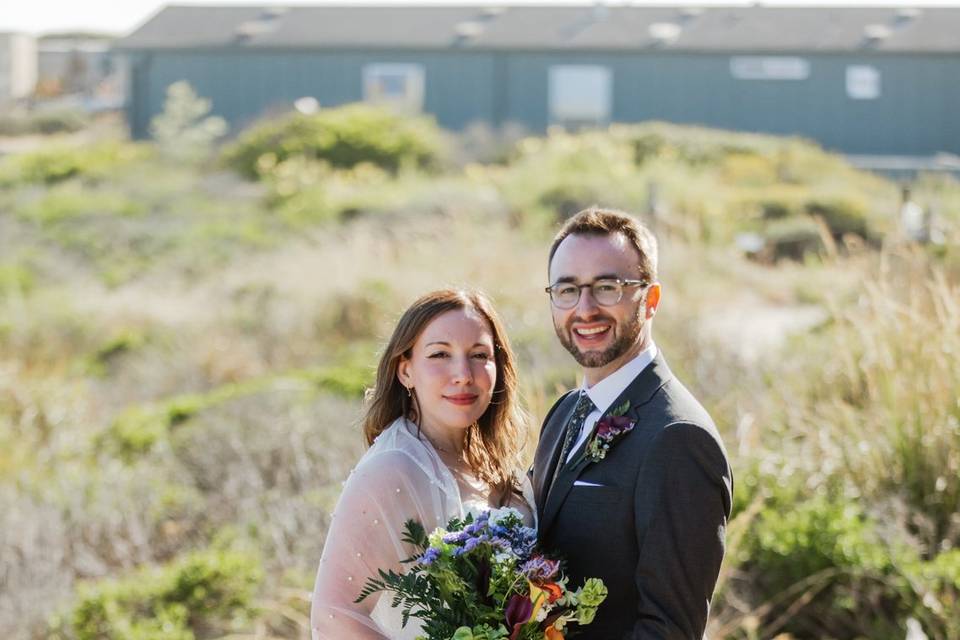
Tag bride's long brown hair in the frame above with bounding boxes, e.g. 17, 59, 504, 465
362, 289, 528, 503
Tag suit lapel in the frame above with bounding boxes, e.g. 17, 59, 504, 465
540, 353, 674, 536
534, 392, 580, 519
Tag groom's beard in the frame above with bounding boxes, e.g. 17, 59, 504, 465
555, 310, 643, 369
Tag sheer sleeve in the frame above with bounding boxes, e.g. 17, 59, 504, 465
311, 446, 453, 640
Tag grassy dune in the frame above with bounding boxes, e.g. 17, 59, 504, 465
1, 102, 958, 639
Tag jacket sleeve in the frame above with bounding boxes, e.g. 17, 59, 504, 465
626, 422, 733, 640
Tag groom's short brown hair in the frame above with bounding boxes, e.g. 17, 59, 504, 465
548, 207, 658, 283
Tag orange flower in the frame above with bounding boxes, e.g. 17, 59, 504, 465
544, 626, 564, 640
540, 582, 563, 603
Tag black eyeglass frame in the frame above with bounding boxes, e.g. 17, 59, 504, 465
544, 277, 649, 309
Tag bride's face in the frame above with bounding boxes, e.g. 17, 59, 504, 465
398, 307, 497, 435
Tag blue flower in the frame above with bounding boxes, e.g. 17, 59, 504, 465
419, 547, 442, 566
443, 531, 469, 544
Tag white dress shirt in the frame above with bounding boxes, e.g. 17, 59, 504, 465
565, 342, 658, 463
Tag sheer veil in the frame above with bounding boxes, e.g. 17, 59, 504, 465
310, 417, 466, 640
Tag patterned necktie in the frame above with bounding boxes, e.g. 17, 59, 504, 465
552, 392, 596, 483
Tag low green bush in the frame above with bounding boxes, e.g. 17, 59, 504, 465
805, 196, 871, 239
494, 129, 646, 228
98, 360, 370, 462
0, 141, 151, 186
52, 548, 262, 640
97, 383, 262, 461
262, 156, 391, 226
762, 215, 825, 261
0, 262, 35, 298
17, 185, 145, 225
612, 122, 784, 167
0, 109, 89, 136
741, 492, 916, 638
85, 330, 150, 378
221, 103, 448, 179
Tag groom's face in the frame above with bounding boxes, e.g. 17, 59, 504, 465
549, 232, 649, 373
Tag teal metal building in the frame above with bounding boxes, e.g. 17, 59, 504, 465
116, 5, 960, 156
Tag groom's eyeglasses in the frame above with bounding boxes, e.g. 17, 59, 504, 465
545, 278, 648, 309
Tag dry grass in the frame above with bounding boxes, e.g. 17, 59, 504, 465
2, 116, 958, 638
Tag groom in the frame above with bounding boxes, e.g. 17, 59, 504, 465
532, 207, 733, 639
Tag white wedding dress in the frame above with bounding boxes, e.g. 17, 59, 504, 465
310, 417, 536, 640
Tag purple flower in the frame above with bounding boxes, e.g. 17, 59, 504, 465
504, 593, 533, 629
596, 414, 634, 438
419, 547, 442, 566
462, 535, 486, 553
443, 531, 469, 544
521, 555, 560, 582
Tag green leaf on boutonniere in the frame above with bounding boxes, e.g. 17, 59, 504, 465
609, 400, 631, 417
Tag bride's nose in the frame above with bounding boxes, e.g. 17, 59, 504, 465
451, 356, 473, 384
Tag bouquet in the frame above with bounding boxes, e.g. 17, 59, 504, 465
356, 507, 607, 640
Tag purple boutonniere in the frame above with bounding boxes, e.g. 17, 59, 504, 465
583, 400, 635, 463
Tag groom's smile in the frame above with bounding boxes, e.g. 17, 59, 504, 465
571, 319, 614, 347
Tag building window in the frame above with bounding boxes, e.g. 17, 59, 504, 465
363, 63, 425, 113
548, 65, 612, 129
730, 56, 810, 81
846, 65, 880, 100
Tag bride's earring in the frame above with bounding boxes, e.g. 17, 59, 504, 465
407, 386, 413, 398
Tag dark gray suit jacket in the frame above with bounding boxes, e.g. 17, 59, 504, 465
532, 353, 732, 640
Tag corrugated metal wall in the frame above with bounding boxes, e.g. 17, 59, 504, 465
128, 49, 499, 137
125, 47, 960, 155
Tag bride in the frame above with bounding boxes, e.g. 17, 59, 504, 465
311, 289, 535, 639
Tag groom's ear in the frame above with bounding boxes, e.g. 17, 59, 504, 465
645, 283, 662, 319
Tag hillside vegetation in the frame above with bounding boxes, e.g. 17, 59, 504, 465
1, 92, 959, 640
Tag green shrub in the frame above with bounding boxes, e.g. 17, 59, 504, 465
805, 196, 871, 239
732, 185, 808, 221
0, 141, 151, 186
612, 121, 785, 167
538, 182, 605, 220
0, 109, 89, 136
17, 185, 145, 225
749, 495, 890, 584
97, 383, 262, 461
55, 548, 262, 640
905, 550, 960, 639
85, 329, 150, 378
299, 360, 374, 398
0, 262, 35, 298
720, 152, 779, 187
263, 156, 447, 227
741, 492, 916, 638
762, 215, 825, 261
97, 363, 366, 462
495, 129, 645, 228
221, 103, 447, 179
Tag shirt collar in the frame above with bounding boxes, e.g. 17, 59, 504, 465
581, 342, 658, 414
